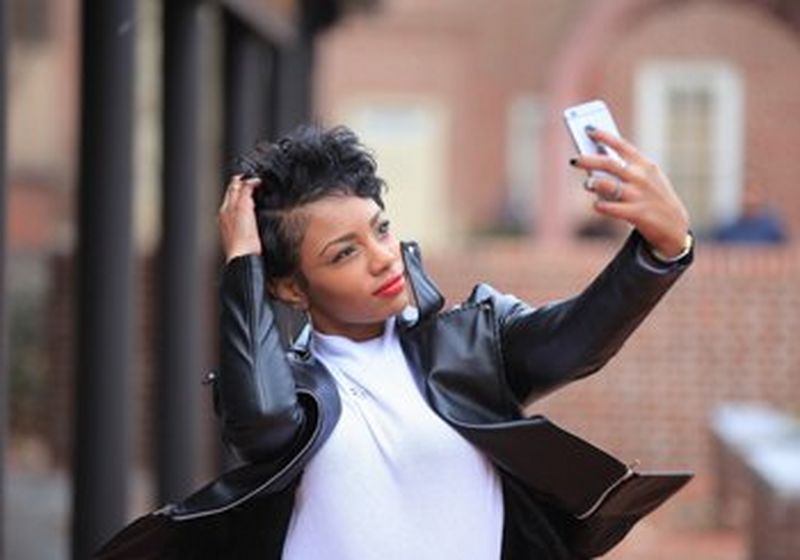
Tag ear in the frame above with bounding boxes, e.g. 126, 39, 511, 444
270, 276, 308, 310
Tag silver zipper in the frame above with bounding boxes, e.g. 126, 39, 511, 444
164, 389, 324, 521
574, 460, 640, 521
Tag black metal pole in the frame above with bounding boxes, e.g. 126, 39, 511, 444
158, 0, 203, 503
271, 0, 323, 135
0, 0, 8, 556
73, 0, 136, 557
271, 35, 313, 136
223, 13, 274, 161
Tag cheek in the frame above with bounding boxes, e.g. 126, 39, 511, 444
307, 267, 368, 309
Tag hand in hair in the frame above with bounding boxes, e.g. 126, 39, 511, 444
218, 175, 263, 263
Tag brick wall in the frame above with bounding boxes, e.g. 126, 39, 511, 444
751, 467, 800, 560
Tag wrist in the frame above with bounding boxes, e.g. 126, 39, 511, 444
225, 247, 261, 264
649, 231, 693, 263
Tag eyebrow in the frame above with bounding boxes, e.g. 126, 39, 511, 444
318, 210, 384, 257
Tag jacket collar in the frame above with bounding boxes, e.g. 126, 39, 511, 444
399, 240, 445, 323
290, 240, 445, 356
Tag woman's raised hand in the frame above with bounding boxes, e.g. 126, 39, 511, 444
571, 129, 691, 259
218, 175, 262, 263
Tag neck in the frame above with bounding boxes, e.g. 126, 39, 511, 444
312, 319, 387, 342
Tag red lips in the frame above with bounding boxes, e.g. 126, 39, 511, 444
373, 273, 405, 297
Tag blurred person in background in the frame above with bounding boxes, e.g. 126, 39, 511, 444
711, 183, 788, 244
97, 123, 694, 559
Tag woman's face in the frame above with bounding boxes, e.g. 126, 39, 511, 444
275, 194, 410, 341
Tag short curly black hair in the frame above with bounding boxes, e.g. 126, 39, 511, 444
233, 124, 386, 283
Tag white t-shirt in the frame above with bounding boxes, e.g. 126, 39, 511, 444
281, 316, 504, 560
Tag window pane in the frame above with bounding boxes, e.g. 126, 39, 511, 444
635, 62, 744, 233
665, 88, 714, 230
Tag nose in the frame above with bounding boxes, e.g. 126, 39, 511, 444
367, 239, 396, 275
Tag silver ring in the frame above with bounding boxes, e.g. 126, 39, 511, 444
619, 159, 629, 171
610, 179, 624, 201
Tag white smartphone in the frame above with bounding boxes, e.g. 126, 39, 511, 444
563, 99, 624, 179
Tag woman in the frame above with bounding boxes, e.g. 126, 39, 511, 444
97, 124, 693, 559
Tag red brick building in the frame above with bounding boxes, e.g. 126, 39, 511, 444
314, 0, 800, 536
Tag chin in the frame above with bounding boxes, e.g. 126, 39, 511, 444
390, 292, 411, 314
370, 296, 408, 323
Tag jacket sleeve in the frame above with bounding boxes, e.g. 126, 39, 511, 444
496, 230, 692, 407
215, 254, 306, 463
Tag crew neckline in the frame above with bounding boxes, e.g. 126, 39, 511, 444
311, 315, 396, 356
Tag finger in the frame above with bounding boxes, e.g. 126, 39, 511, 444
585, 176, 636, 202
230, 176, 261, 194
226, 175, 244, 195
586, 127, 645, 165
220, 182, 238, 212
229, 177, 243, 191
227, 174, 246, 192
235, 179, 260, 207
571, 155, 632, 181
219, 188, 234, 212
593, 198, 638, 222
220, 175, 246, 210
228, 174, 258, 200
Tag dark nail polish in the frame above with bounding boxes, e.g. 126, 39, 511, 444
585, 125, 597, 133
569, 158, 578, 166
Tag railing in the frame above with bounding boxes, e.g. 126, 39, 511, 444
711, 402, 800, 560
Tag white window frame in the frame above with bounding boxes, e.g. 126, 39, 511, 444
635, 60, 744, 229
505, 95, 545, 232
339, 97, 452, 249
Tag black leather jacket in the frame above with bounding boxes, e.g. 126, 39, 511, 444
96, 231, 693, 560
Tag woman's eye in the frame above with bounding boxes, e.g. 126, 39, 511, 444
377, 220, 391, 236
332, 246, 356, 263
